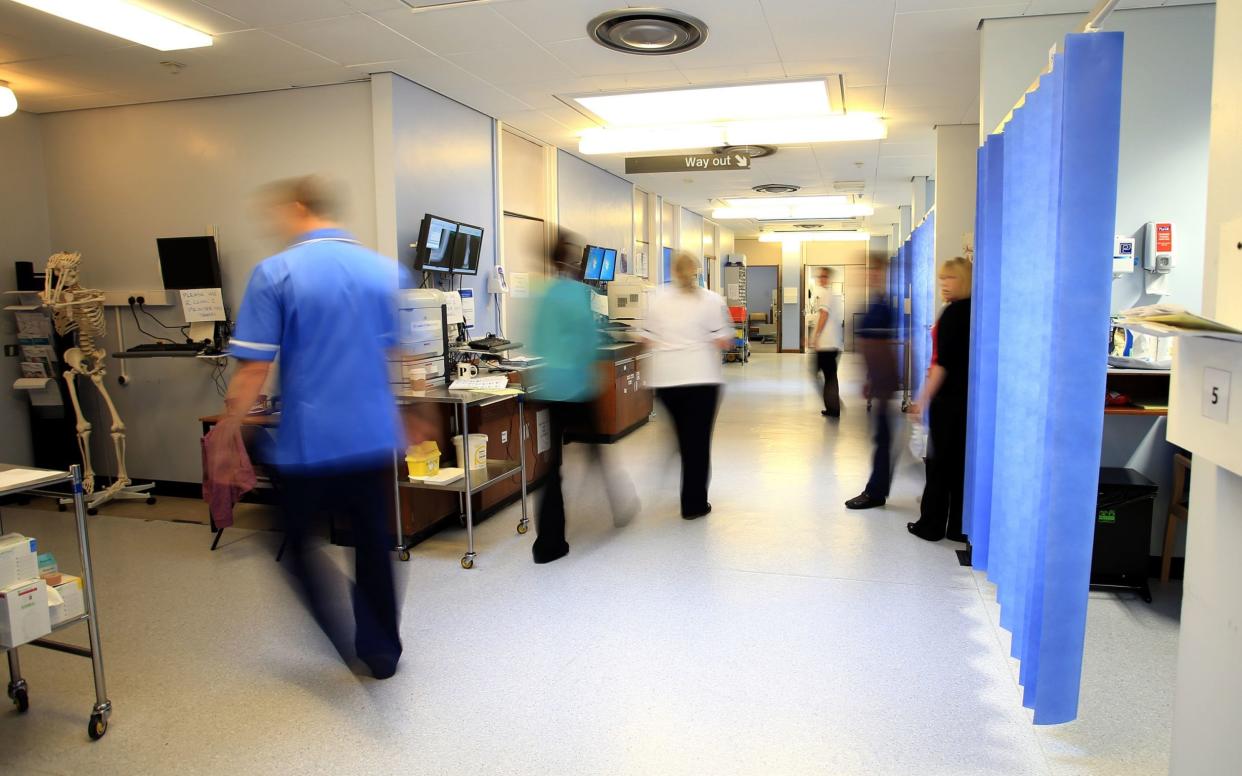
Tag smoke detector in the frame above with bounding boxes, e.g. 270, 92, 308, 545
715, 144, 775, 159
588, 8, 708, 55
752, 183, 800, 194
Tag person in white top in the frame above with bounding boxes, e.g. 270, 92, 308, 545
643, 252, 733, 519
810, 268, 845, 418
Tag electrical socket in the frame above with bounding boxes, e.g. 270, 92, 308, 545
127, 296, 136, 306
136, 295, 145, 306
500, 431, 508, 444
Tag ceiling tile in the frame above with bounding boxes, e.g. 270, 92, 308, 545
493, 0, 624, 44
896, 0, 1031, 10
269, 13, 428, 66
176, 30, 342, 77
196, 0, 358, 26
343, 0, 410, 10
388, 57, 533, 116
762, 0, 897, 61
135, 1, 254, 35
370, 5, 524, 56
446, 43, 576, 86
678, 62, 787, 86
783, 57, 889, 88
891, 5, 1024, 53
586, 70, 692, 92
502, 76, 610, 109
845, 85, 886, 113
545, 37, 682, 77
649, 0, 779, 70
887, 46, 977, 87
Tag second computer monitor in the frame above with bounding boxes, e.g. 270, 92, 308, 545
583, 245, 605, 281
450, 222, 484, 275
599, 248, 617, 282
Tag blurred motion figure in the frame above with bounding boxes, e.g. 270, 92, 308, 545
846, 257, 899, 510
209, 176, 414, 679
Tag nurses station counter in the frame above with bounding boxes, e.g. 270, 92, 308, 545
571, 342, 653, 443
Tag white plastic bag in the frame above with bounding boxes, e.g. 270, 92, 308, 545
908, 418, 928, 460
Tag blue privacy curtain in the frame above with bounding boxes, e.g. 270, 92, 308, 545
909, 212, 935, 400
962, 31, 1124, 725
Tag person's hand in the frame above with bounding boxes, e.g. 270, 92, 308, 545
907, 402, 922, 416
207, 418, 244, 487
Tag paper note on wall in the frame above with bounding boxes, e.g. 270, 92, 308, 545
180, 288, 226, 322
536, 409, 551, 454
444, 292, 464, 325
782, 287, 799, 304
460, 289, 476, 326
511, 273, 530, 299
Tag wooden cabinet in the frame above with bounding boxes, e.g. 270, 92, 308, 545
585, 344, 653, 441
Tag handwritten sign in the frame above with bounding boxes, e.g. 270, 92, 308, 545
179, 288, 225, 322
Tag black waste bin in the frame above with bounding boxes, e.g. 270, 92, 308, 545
1091, 468, 1158, 602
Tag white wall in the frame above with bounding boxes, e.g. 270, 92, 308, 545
36, 83, 378, 483
557, 151, 633, 261
780, 241, 802, 350
934, 124, 979, 277
378, 74, 501, 336
0, 111, 52, 465
980, 5, 1215, 314
1170, 1, 1242, 771
679, 208, 704, 262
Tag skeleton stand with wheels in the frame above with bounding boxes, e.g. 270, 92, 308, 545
40, 252, 154, 512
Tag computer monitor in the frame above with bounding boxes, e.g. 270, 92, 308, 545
450, 222, 484, 275
156, 236, 222, 290
416, 214, 458, 272
600, 248, 618, 282
583, 245, 605, 281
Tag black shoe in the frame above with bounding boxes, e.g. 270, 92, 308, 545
907, 522, 943, 542
821, 410, 840, 418
845, 493, 885, 510
682, 503, 712, 520
946, 532, 968, 543
360, 653, 400, 680
532, 542, 569, 564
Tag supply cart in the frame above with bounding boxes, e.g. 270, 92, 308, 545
1, 464, 112, 740
394, 387, 530, 569
725, 305, 750, 363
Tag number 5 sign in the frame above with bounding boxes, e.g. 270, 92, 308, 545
1203, 367, 1232, 423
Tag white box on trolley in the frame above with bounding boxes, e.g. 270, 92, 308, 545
0, 534, 38, 589
0, 578, 51, 648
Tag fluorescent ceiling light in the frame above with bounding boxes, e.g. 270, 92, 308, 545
574, 79, 833, 128
579, 113, 886, 155
11, 0, 212, 51
712, 195, 872, 221
759, 231, 871, 243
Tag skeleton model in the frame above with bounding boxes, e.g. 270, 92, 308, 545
40, 252, 153, 511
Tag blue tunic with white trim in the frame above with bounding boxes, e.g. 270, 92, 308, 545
231, 228, 407, 472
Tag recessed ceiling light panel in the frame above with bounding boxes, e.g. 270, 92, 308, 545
759, 230, 871, 243
588, 8, 707, 56
11, 0, 212, 51
711, 195, 873, 221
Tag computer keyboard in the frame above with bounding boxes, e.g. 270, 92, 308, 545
129, 342, 202, 352
449, 375, 511, 391
468, 335, 511, 350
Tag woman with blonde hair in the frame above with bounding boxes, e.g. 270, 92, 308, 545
643, 252, 733, 519
907, 257, 973, 542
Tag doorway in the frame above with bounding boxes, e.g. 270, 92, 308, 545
745, 265, 780, 354
804, 263, 867, 353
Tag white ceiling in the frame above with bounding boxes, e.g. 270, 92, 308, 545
0, 0, 1212, 235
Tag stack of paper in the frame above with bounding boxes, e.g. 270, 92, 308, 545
1116, 305, 1242, 342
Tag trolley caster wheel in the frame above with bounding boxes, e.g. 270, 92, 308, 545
88, 712, 108, 740
398, 548, 411, 562
460, 555, 474, 569
516, 521, 529, 535
87, 508, 98, 516
146, 496, 157, 505
11, 688, 29, 714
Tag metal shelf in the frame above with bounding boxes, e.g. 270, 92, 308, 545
400, 459, 522, 494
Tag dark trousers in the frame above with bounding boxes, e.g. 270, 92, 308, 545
815, 350, 841, 415
914, 406, 968, 540
534, 401, 603, 555
657, 384, 721, 515
280, 465, 401, 666
865, 400, 893, 499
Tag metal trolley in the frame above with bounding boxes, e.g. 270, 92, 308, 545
393, 387, 530, 569
1, 464, 112, 740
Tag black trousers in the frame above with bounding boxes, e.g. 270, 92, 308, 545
865, 400, 893, 500
815, 350, 841, 415
280, 465, 401, 666
534, 400, 603, 555
913, 405, 968, 540
657, 384, 721, 515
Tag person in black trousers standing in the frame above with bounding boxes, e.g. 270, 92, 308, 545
643, 252, 733, 519
846, 257, 900, 510
907, 257, 973, 542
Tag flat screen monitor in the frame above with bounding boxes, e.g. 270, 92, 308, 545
156, 236, 222, 290
450, 222, 484, 275
662, 246, 672, 285
416, 215, 458, 272
600, 248, 618, 282
583, 245, 605, 281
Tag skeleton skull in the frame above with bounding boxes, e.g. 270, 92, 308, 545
42, 251, 83, 306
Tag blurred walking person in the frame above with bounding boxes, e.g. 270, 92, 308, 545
846, 257, 899, 510
208, 176, 417, 679
529, 234, 637, 564
809, 267, 845, 418
644, 252, 733, 519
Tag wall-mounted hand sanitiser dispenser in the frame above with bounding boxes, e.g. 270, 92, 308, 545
1142, 221, 1175, 295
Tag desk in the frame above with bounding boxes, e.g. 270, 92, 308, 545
396, 387, 529, 569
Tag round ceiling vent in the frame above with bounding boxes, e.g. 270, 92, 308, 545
795, 223, 824, 229
714, 144, 776, 159
752, 183, 800, 194
588, 8, 708, 55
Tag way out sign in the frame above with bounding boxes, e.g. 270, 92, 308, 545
625, 153, 751, 174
